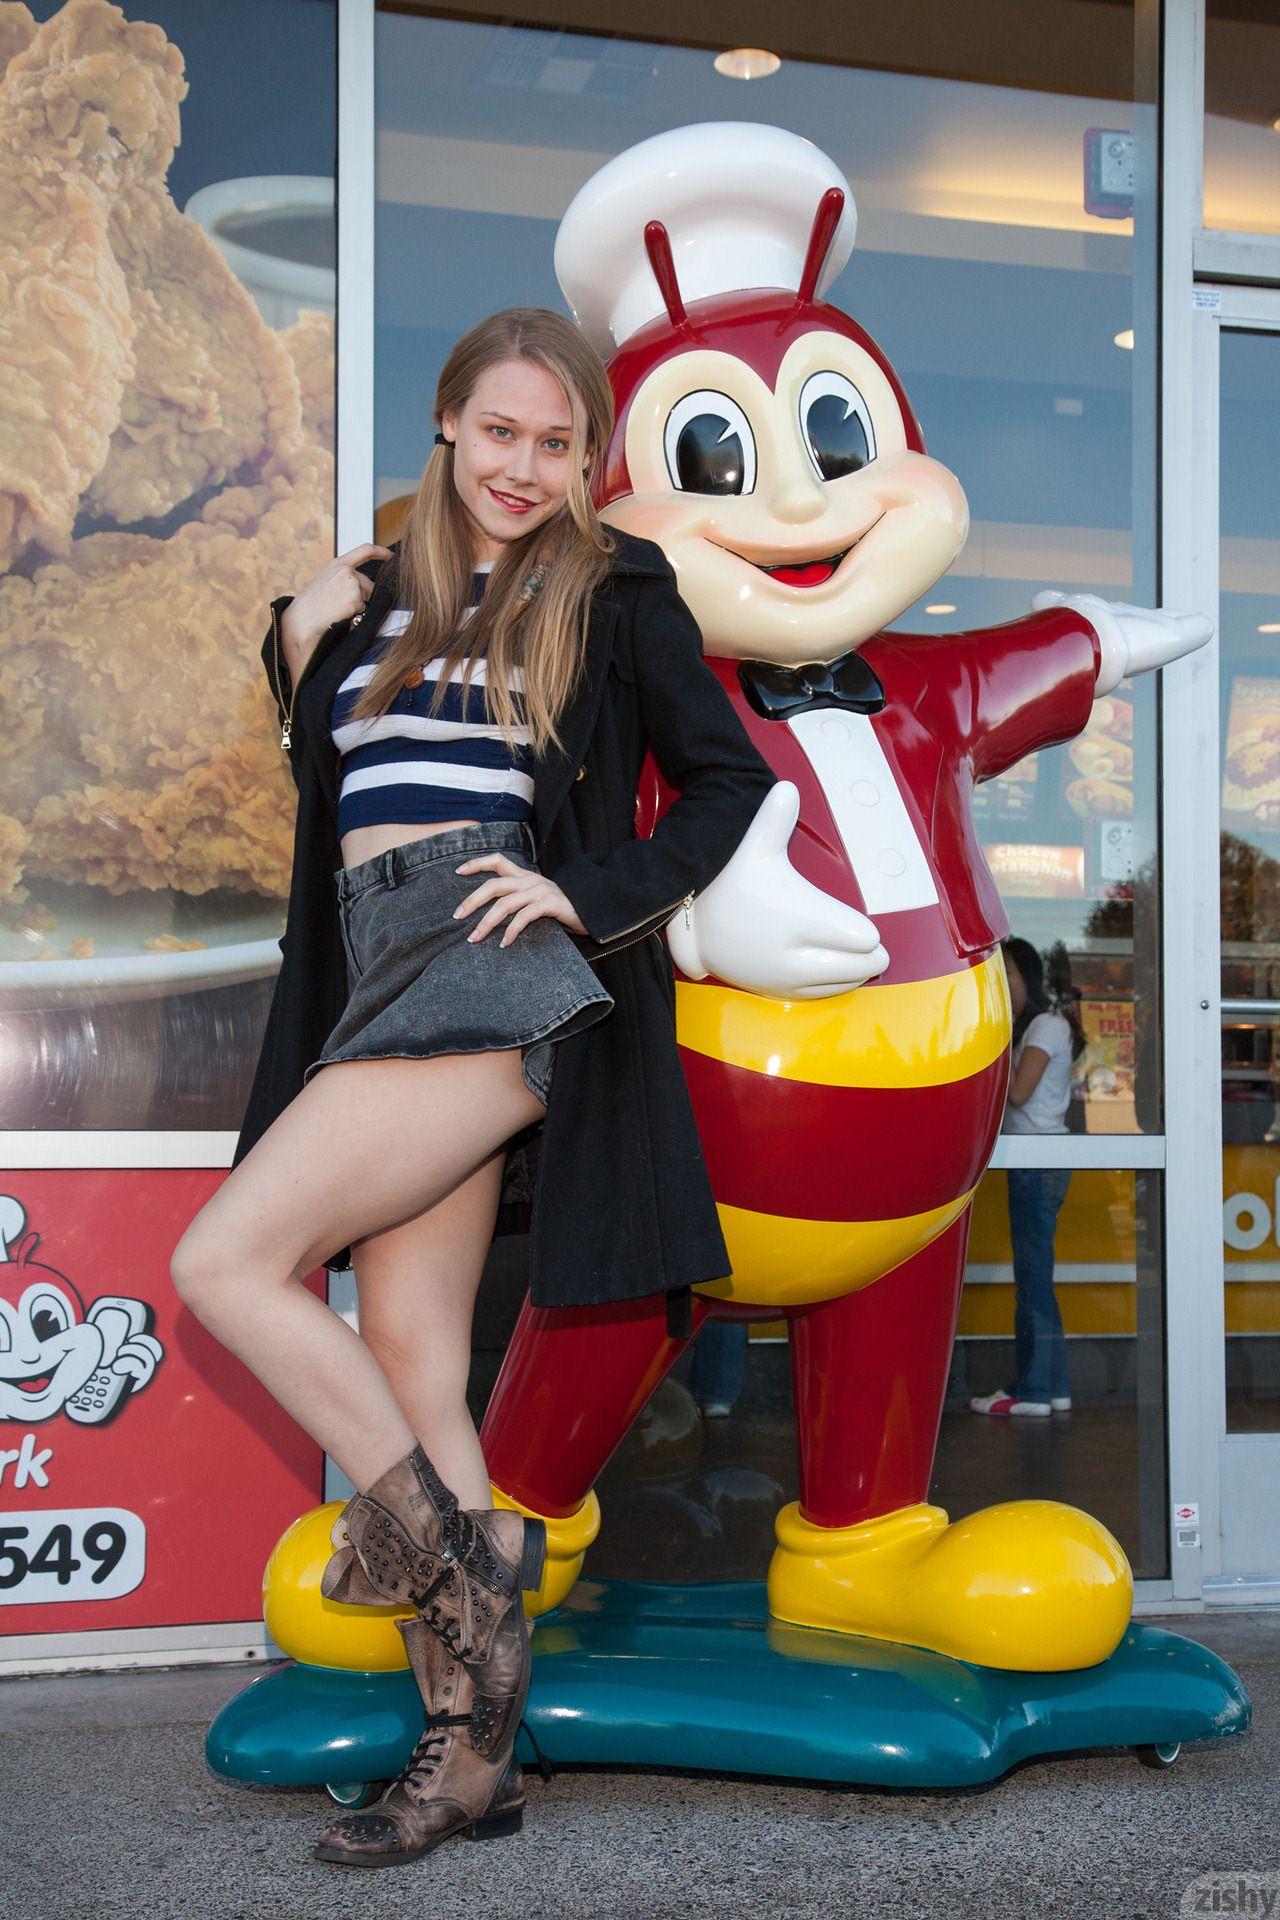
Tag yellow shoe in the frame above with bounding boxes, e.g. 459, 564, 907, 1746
264, 1502, 414, 1671
263, 1487, 601, 1669
769, 1498, 1133, 1671
491, 1486, 601, 1616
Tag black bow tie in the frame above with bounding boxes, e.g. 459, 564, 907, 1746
738, 648, 886, 721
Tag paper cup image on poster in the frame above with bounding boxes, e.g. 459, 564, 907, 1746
0, 0, 334, 1027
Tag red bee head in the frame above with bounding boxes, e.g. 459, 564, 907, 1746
559, 132, 970, 663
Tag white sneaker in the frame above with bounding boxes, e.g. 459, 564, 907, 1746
969, 1390, 1052, 1417
700, 1401, 733, 1418
1050, 1396, 1072, 1412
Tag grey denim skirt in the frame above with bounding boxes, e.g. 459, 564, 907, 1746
304, 820, 615, 1105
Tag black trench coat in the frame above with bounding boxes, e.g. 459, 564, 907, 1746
233, 529, 777, 1314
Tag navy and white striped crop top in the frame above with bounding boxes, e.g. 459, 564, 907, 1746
330, 566, 535, 838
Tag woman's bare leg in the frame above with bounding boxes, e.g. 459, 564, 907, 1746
351, 1147, 507, 1510
171, 1048, 544, 1490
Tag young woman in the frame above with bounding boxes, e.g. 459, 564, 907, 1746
970, 935, 1085, 1420
172, 308, 775, 1867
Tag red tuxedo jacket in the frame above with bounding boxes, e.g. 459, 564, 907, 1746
639, 605, 1100, 985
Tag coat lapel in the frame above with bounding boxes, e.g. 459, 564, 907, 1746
296, 556, 621, 836
531, 596, 619, 841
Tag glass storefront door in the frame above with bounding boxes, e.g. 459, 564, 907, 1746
1182, 288, 1280, 1595
1215, 308, 1280, 1584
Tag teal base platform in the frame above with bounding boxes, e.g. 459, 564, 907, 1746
206, 1579, 1252, 1796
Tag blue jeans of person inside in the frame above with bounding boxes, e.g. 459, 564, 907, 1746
690, 1316, 747, 1412
1006, 1167, 1072, 1402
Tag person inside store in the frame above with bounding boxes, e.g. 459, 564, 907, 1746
970, 935, 1085, 1420
689, 1314, 748, 1419
170, 307, 775, 1870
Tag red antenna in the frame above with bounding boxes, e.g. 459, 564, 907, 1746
644, 220, 688, 328
797, 187, 846, 306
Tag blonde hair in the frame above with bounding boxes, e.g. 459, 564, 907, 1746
352, 308, 616, 755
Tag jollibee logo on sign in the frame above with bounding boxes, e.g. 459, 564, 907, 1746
1, 1170, 323, 1634
0, 1196, 164, 1426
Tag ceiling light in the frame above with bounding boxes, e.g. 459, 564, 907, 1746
1114, 328, 1135, 350
1259, 622, 1280, 633
925, 603, 957, 615
714, 48, 781, 80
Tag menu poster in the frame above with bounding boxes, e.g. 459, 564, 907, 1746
1223, 676, 1280, 836
1063, 689, 1134, 823
973, 752, 1040, 825
984, 842, 1085, 899
1079, 997, 1135, 1104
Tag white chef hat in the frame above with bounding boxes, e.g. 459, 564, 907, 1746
555, 122, 857, 358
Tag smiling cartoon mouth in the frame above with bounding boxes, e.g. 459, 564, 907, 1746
13, 1373, 52, 1394
717, 512, 887, 590
759, 548, 851, 589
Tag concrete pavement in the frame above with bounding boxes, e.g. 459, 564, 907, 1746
1, 1609, 1276, 1920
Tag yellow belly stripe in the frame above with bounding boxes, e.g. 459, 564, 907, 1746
675, 953, 1009, 1090
697, 1190, 977, 1307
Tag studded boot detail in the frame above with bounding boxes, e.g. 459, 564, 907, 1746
314, 1615, 526, 1867
321, 1445, 547, 1666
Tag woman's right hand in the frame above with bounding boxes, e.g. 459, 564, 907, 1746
279, 544, 393, 679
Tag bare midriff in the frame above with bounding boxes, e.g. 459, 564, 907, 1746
340, 820, 485, 870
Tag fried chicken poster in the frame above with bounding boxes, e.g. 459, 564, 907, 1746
0, 0, 335, 930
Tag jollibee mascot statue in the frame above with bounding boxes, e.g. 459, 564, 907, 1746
213, 122, 1255, 1797
476, 123, 1211, 1672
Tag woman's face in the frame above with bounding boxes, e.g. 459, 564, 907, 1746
441, 357, 586, 563
1003, 951, 1027, 1016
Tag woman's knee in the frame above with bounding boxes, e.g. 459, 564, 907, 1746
170, 1217, 227, 1319
170, 1210, 272, 1328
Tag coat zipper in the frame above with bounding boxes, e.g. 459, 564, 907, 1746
272, 601, 330, 752
271, 602, 299, 750
592, 890, 695, 960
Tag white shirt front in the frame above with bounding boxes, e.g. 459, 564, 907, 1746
785, 709, 939, 916
1003, 1010, 1074, 1135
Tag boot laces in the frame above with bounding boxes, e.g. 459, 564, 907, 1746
401, 1710, 472, 1795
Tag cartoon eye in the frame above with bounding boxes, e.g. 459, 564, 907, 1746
663, 391, 757, 496
799, 371, 876, 481
28, 1294, 70, 1343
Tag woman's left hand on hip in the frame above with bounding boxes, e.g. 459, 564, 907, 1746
454, 853, 588, 947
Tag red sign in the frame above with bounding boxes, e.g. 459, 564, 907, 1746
0, 1171, 323, 1636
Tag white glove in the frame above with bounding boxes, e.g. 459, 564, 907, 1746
666, 781, 889, 999
1031, 590, 1213, 697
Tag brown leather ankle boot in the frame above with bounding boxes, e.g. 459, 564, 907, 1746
314, 1615, 526, 1867
322, 1446, 546, 1672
